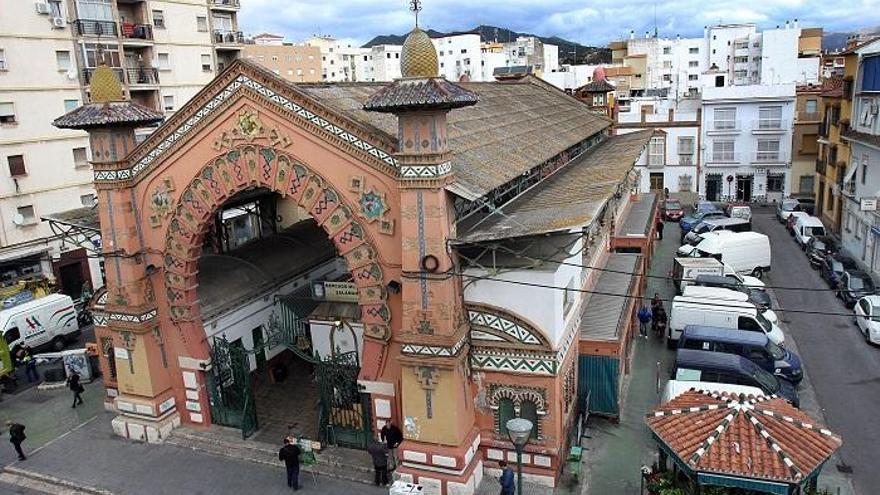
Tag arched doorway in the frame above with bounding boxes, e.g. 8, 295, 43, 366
161, 144, 393, 444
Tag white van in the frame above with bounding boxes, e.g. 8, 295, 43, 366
687, 231, 771, 278
794, 216, 827, 248
1, 294, 80, 353
682, 285, 779, 324
683, 217, 751, 246
661, 379, 764, 403
668, 296, 785, 348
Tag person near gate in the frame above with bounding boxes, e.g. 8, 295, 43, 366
380, 419, 403, 470
637, 304, 652, 339
498, 460, 514, 495
5, 420, 26, 461
367, 439, 390, 486
67, 370, 84, 408
278, 436, 301, 490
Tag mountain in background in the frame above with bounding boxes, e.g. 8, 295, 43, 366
823, 25, 880, 51
362, 24, 610, 65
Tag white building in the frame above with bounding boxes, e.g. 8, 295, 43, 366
0, 0, 240, 297
620, 98, 701, 193
700, 77, 796, 203
368, 45, 402, 82
543, 64, 603, 92
305, 35, 373, 82
839, 45, 880, 274
624, 34, 707, 99
432, 33, 483, 81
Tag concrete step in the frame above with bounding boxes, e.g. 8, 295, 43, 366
165, 428, 375, 486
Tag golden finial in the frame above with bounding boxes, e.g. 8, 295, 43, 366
90, 63, 124, 103
409, 0, 422, 27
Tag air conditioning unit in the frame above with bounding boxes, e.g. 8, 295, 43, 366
51, 16, 66, 28
34, 1, 51, 14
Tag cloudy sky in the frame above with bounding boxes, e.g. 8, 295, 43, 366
239, 0, 880, 47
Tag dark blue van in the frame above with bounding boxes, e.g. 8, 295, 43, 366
672, 349, 800, 407
678, 325, 802, 383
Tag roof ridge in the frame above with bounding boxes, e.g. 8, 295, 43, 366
744, 408, 804, 480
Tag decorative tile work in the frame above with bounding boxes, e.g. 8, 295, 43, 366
105, 75, 398, 183
470, 350, 557, 376
468, 309, 543, 346
148, 178, 175, 228
399, 161, 452, 179
94, 308, 159, 325
400, 332, 468, 357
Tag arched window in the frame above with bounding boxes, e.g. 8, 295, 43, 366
498, 398, 515, 437
520, 400, 539, 440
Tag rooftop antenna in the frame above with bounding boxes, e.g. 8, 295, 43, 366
409, 0, 422, 28
653, 3, 658, 38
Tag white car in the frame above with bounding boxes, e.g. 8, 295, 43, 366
854, 295, 880, 344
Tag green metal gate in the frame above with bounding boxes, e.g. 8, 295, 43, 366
206, 335, 258, 439
317, 350, 372, 449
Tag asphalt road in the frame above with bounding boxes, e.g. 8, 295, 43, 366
3, 323, 95, 397
753, 210, 879, 495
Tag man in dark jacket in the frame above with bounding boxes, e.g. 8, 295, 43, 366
6, 420, 26, 461
278, 437, 301, 490
367, 440, 389, 486
379, 419, 403, 470
498, 460, 514, 495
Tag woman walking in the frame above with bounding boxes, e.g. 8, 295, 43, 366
67, 371, 84, 408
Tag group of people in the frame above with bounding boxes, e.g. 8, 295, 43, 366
637, 293, 667, 338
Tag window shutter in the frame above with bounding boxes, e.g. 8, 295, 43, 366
498, 398, 515, 437
520, 401, 539, 440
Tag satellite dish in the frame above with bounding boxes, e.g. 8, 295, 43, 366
66, 71, 77, 80
11, 213, 24, 226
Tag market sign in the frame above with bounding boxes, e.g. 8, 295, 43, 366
311, 281, 359, 303
861, 198, 878, 211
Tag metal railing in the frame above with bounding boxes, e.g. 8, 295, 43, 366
210, 0, 240, 7
82, 67, 124, 84
816, 159, 826, 175
706, 152, 741, 163
121, 23, 153, 40
710, 120, 740, 132
752, 119, 788, 131
213, 30, 244, 44
125, 67, 159, 85
74, 19, 118, 37
754, 151, 788, 163
796, 111, 821, 122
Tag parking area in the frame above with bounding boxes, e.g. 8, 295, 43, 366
582, 203, 855, 495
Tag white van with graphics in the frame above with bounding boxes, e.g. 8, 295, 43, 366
1, 294, 81, 354
668, 295, 785, 348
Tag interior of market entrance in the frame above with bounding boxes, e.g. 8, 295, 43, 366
196, 188, 370, 448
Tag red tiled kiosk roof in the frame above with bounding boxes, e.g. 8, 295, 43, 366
646, 389, 841, 486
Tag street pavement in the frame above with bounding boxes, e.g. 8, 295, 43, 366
3, 323, 96, 397
582, 206, 855, 495
752, 210, 876, 495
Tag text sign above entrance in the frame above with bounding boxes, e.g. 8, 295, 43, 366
312, 281, 359, 303
861, 198, 878, 211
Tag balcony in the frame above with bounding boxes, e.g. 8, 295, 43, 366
121, 23, 153, 43
707, 121, 741, 135
213, 30, 244, 47
126, 67, 159, 86
751, 119, 789, 134
210, 0, 240, 10
815, 159, 826, 175
75, 19, 118, 37
754, 151, 789, 164
705, 152, 742, 165
83, 67, 124, 85
796, 111, 821, 123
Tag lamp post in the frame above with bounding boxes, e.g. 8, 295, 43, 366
506, 418, 534, 495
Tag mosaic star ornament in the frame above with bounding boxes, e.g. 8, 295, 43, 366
358, 189, 389, 222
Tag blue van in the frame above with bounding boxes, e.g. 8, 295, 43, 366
672, 349, 800, 407
678, 325, 802, 383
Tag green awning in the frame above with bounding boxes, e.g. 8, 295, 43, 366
697, 473, 790, 495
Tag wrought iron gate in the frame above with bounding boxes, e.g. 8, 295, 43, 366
206, 335, 258, 439
316, 350, 371, 449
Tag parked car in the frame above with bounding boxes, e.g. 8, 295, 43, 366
806, 236, 839, 269
726, 204, 753, 223
793, 216, 827, 249
694, 200, 719, 213
679, 209, 726, 234
838, 270, 877, 308
684, 231, 771, 278
672, 349, 799, 406
854, 295, 880, 344
786, 211, 810, 235
668, 295, 785, 348
693, 274, 773, 310
819, 255, 858, 289
662, 199, 684, 221
661, 379, 764, 403
683, 217, 752, 246
682, 285, 779, 325
678, 325, 802, 383
776, 198, 815, 223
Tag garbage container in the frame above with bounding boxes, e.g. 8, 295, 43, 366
62, 348, 95, 382
389, 481, 423, 495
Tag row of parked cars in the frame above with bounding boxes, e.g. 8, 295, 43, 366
776, 198, 880, 344
660, 199, 802, 406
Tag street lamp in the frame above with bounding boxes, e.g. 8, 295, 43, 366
506, 418, 534, 495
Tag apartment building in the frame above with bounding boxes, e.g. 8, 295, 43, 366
791, 85, 822, 196
700, 74, 796, 202
432, 32, 482, 81
839, 43, 880, 273
618, 98, 701, 194
0, 0, 240, 297
243, 35, 321, 83
304, 35, 374, 82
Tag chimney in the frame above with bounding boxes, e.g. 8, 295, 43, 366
646, 31, 650, 39
794, 18, 799, 29
630, 30, 635, 40
785, 20, 790, 30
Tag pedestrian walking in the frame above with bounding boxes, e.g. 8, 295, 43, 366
367, 439, 390, 487
637, 304, 652, 338
16, 345, 38, 383
656, 218, 665, 240
652, 304, 667, 337
67, 371, 84, 408
380, 419, 403, 470
278, 436, 301, 490
5, 420, 26, 461
498, 460, 514, 495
